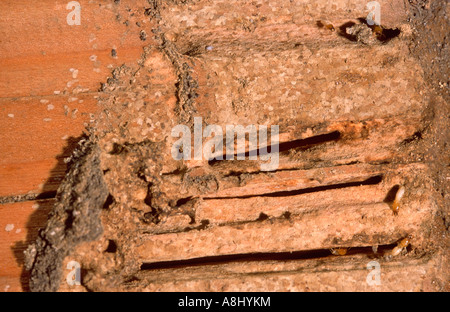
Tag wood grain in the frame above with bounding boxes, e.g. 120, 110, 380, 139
0, 200, 54, 291
0, 0, 149, 291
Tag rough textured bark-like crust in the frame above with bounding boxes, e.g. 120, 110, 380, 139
24, 136, 108, 291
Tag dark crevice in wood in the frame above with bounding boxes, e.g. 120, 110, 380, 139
277, 131, 341, 154
139, 242, 399, 271
102, 194, 115, 210
208, 131, 341, 166
0, 191, 57, 205
105, 240, 118, 253
205, 175, 383, 200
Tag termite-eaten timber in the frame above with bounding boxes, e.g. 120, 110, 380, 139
24, 0, 449, 292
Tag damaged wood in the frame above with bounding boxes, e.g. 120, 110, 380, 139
24, 136, 108, 291
15, 0, 448, 292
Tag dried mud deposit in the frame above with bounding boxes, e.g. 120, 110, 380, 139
25, 0, 448, 291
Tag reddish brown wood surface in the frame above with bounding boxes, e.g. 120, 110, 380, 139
0, 200, 54, 291
0, 0, 148, 291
